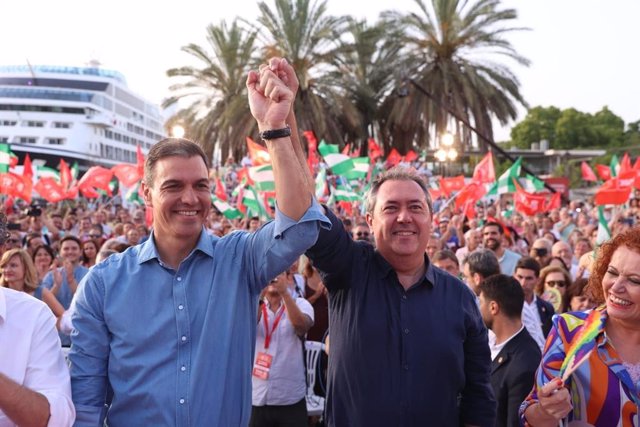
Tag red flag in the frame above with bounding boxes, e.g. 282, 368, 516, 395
59, 159, 72, 190
428, 188, 442, 200
145, 206, 153, 228
22, 154, 33, 180
246, 137, 271, 166
455, 182, 487, 210
440, 175, 465, 196
0, 173, 32, 203
595, 164, 611, 181
112, 164, 142, 187
338, 201, 353, 216
513, 179, 547, 216
461, 199, 477, 221
79, 186, 101, 199
620, 153, 632, 175
386, 148, 402, 167
368, 138, 383, 161
136, 145, 145, 176
78, 166, 114, 194
303, 131, 319, 172
404, 150, 418, 162
472, 152, 495, 184
633, 156, 640, 171
594, 179, 631, 205
34, 178, 67, 203
544, 192, 561, 211
341, 144, 351, 156
616, 170, 636, 188
580, 161, 597, 182
215, 177, 227, 201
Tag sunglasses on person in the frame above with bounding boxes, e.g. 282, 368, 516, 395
6, 238, 20, 244
356, 231, 369, 237
89, 234, 102, 239
545, 280, 567, 288
532, 247, 548, 257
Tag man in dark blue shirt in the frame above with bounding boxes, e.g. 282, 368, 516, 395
307, 167, 496, 426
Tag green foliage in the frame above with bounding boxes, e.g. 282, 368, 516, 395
509, 106, 560, 149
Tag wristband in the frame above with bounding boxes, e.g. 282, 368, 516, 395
260, 125, 291, 141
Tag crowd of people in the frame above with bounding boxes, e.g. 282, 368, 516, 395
1, 57, 639, 427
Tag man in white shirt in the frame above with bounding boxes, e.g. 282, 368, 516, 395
512, 257, 555, 350
0, 287, 75, 427
251, 268, 314, 426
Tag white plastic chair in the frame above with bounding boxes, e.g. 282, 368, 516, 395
304, 340, 325, 417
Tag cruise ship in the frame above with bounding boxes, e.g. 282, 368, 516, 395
0, 62, 165, 172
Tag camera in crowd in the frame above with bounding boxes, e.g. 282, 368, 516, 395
24, 201, 46, 217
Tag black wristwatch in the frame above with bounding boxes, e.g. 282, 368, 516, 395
260, 125, 291, 140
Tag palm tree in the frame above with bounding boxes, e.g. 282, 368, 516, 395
329, 18, 404, 154
163, 19, 259, 162
381, 0, 530, 153
254, 0, 350, 147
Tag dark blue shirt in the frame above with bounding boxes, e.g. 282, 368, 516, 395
307, 208, 496, 427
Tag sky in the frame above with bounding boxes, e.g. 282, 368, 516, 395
2, 0, 639, 142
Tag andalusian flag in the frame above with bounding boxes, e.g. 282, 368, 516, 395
317, 141, 354, 175
211, 195, 243, 219
248, 164, 274, 192
37, 166, 60, 181
242, 186, 270, 220
487, 157, 522, 195
522, 174, 545, 193
0, 143, 11, 173
125, 182, 144, 204
315, 166, 328, 200
333, 184, 359, 202
596, 206, 611, 245
610, 154, 620, 178
343, 157, 370, 180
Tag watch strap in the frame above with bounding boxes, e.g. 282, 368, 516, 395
260, 125, 291, 140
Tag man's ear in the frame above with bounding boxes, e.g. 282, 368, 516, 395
489, 300, 499, 316
141, 182, 152, 208
365, 212, 373, 229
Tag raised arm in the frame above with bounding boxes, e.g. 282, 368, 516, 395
247, 60, 311, 221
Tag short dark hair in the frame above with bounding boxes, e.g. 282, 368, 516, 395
60, 235, 82, 248
465, 249, 500, 278
433, 249, 458, 265
365, 166, 432, 215
483, 221, 504, 235
144, 138, 209, 187
478, 274, 524, 319
515, 256, 541, 277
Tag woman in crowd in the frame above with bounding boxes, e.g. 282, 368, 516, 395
567, 278, 597, 312
81, 238, 100, 268
520, 227, 640, 426
537, 265, 572, 313
1, 248, 64, 318
31, 244, 56, 284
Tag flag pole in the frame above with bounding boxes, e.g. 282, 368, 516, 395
406, 78, 566, 203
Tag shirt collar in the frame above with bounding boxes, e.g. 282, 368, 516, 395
137, 228, 216, 265
0, 288, 6, 323
374, 252, 436, 288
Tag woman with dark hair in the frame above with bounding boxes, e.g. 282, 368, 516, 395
536, 265, 572, 313
82, 239, 100, 268
31, 244, 56, 284
567, 277, 597, 312
521, 227, 640, 425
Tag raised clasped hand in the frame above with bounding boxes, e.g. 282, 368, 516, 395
246, 59, 293, 130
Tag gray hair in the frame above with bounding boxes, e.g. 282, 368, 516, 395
464, 248, 501, 278
144, 138, 209, 187
365, 166, 432, 215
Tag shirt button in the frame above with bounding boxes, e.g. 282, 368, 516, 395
403, 364, 409, 370
181, 365, 186, 372
181, 336, 187, 342
402, 295, 407, 300
179, 398, 185, 404
404, 328, 410, 334
177, 277, 182, 282
178, 304, 184, 310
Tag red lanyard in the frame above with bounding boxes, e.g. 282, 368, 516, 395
262, 303, 286, 350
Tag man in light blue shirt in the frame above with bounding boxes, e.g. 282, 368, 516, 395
70, 58, 329, 427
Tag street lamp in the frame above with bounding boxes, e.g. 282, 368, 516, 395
435, 132, 458, 175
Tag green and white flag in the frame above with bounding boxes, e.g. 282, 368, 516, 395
333, 184, 360, 202
522, 174, 545, 193
610, 154, 620, 178
315, 166, 327, 200
37, 165, 60, 181
343, 157, 370, 180
125, 182, 143, 204
317, 141, 354, 175
248, 164, 274, 192
242, 186, 270, 220
211, 195, 243, 219
596, 206, 611, 245
0, 143, 10, 173
71, 161, 79, 180
487, 157, 522, 195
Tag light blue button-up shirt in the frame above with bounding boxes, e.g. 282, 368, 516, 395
70, 201, 329, 427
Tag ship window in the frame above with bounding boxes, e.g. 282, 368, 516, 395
53, 122, 71, 129
47, 138, 64, 145
0, 120, 17, 126
17, 137, 37, 143
114, 133, 122, 142
25, 121, 45, 127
